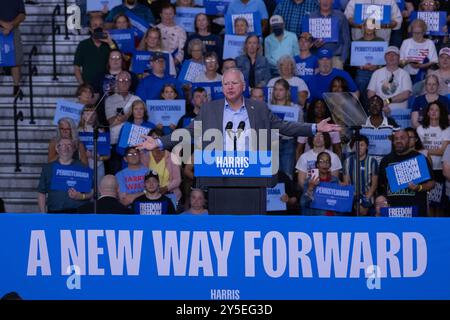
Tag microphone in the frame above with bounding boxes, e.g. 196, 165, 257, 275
225, 121, 233, 139
237, 121, 245, 138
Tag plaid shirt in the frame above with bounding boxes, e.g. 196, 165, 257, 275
274, 0, 320, 35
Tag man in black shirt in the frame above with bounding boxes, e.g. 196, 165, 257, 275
0, 0, 26, 96
378, 129, 435, 216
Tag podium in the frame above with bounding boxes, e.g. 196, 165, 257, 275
194, 151, 276, 215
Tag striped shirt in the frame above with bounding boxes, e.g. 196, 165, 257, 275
274, 0, 320, 35
343, 154, 378, 195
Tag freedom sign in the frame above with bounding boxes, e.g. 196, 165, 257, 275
225, 12, 262, 36
118, 122, 151, 149
386, 155, 431, 193
302, 17, 338, 42
194, 151, 273, 177
380, 206, 418, 218
50, 164, 93, 193
146, 100, 186, 127
310, 182, 355, 213
354, 4, 391, 25
53, 100, 84, 125
410, 11, 447, 36
1, 214, 449, 299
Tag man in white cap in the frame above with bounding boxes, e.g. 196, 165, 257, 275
367, 46, 412, 113
427, 47, 450, 96
264, 15, 300, 76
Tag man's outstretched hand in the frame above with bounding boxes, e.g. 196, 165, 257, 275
317, 118, 342, 133
136, 135, 158, 151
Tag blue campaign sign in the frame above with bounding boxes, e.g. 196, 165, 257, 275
386, 155, 431, 193
204, 0, 232, 15
354, 4, 392, 25
125, 10, 150, 39
2, 214, 449, 299
311, 182, 355, 213
360, 127, 393, 156
53, 99, 84, 125
146, 99, 186, 127
118, 122, 151, 149
350, 41, 387, 67
264, 86, 299, 104
178, 60, 205, 83
194, 150, 273, 177
302, 17, 338, 42
86, 0, 122, 12
175, 7, 206, 33
50, 164, 93, 193
390, 108, 411, 129
223, 34, 246, 59
0, 33, 15, 67
266, 183, 286, 211
225, 12, 262, 36
108, 29, 135, 54
131, 51, 170, 75
78, 132, 111, 157
410, 11, 447, 36
380, 206, 418, 218
269, 105, 300, 122
191, 81, 223, 100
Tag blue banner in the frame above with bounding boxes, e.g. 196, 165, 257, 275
2, 214, 449, 299
410, 11, 447, 36
194, 150, 273, 177
360, 127, 393, 156
386, 155, 431, 193
146, 99, 186, 127
125, 10, 150, 39
50, 164, 93, 193
302, 17, 339, 42
118, 122, 151, 149
264, 86, 299, 104
380, 206, 418, 218
350, 41, 387, 67
86, 0, 121, 12
223, 34, 246, 59
0, 33, 15, 67
175, 7, 206, 33
53, 100, 84, 125
311, 182, 355, 213
131, 50, 170, 75
390, 108, 411, 129
266, 183, 286, 211
78, 132, 111, 156
354, 4, 392, 25
178, 60, 205, 83
268, 105, 299, 122
225, 12, 262, 36
192, 81, 224, 100
109, 29, 135, 54
204, 0, 232, 15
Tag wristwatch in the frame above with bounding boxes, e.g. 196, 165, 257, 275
384, 98, 391, 104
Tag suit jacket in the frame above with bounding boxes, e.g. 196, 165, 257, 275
77, 196, 133, 214
160, 98, 313, 150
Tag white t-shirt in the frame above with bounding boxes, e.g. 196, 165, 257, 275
193, 73, 222, 83
400, 38, 438, 75
295, 149, 342, 174
367, 66, 412, 110
416, 125, 450, 170
267, 76, 310, 98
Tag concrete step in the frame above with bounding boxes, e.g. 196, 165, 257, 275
0, 105, 57, 119
0, 164, 46, 175
0, 117, 55, 126
0, 173, 40, 188
0, 125, 55, 140
23, 53, 79, 64
2, 75, 77, 84
3, 198, 40, 213
0, 150, 48, 165
0, 141, 51, 150
0, 83, 78, 96
0, 96, 74, 106
23, 42, 79, 55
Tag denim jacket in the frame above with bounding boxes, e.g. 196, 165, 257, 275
236, 54, 271, 88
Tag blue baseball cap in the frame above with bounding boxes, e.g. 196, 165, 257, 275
317, 49, 333, 59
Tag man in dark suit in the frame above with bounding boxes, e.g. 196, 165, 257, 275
137, 67, 341, 152
77, 175, 132, 214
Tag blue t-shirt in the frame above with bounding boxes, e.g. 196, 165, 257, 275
412, 95, 450, 125
294, 54, 318, 83
308, 68, 358, 101
135, 73, 185, 102
116, 166, 149, 194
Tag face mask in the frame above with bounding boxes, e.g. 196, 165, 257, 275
272, 26, 283, 37
126, 0, 136, 6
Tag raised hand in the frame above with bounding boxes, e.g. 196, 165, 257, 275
136, 135, 159, 151
317, 117, 341, 133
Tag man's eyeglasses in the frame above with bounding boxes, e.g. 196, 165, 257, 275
318, 159, 330, 164
117, 78, 130, 83
126, 152, 139, 157
110, 56, 122, 60
389, 73, 394, 84
205, 58, 217, 63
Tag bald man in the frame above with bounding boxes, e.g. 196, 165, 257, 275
77, 175, 133, 214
